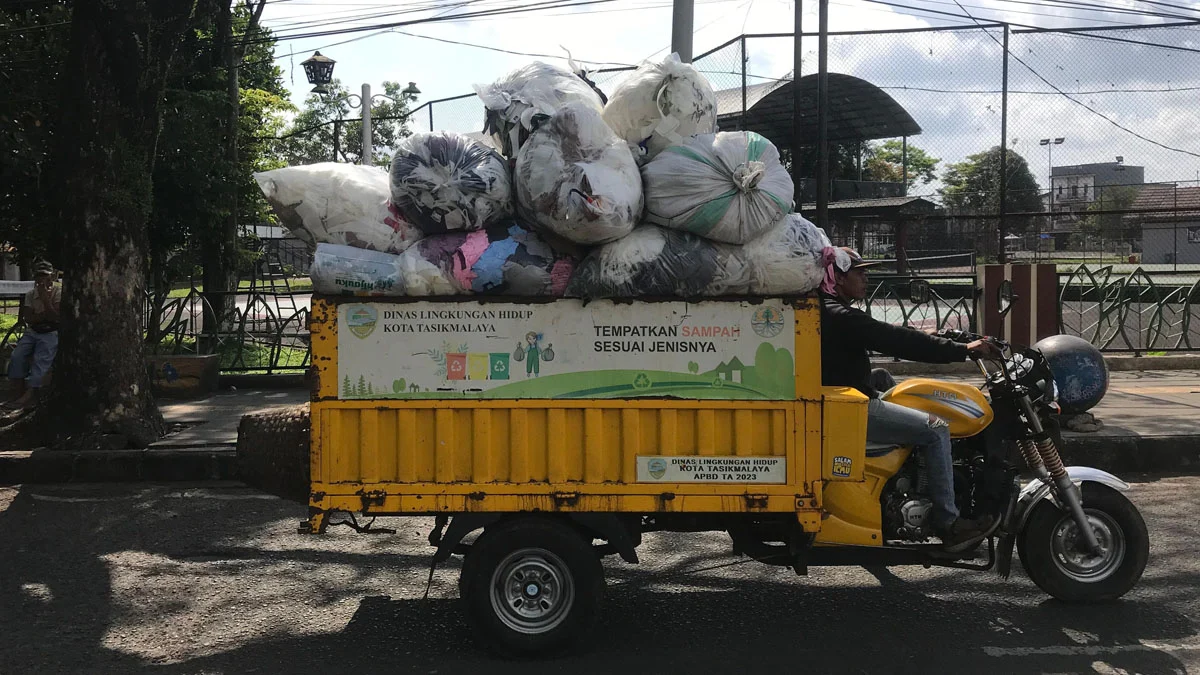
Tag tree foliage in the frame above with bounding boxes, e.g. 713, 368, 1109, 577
0, 3, 73, 270
863, 140, 939, 187
278, 80, 418, 167
1080, 185, 1141, 242
939, 146, 1044, 231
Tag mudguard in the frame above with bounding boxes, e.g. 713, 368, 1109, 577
1012, 466, 1130, 534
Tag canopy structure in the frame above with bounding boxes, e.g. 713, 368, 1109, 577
716, 73, 922, 147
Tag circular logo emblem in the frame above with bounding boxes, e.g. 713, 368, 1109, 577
751, 306, 785, 338
632, 373, 652, 390
647, 458, 667, 479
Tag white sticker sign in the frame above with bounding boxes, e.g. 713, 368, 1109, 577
635, 456, 786, 483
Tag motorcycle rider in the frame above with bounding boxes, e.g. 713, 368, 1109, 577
819, 247, 1000, 552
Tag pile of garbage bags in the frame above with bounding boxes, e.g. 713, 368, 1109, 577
256, 51, 840, 301
253, 163, 422, 254
389, 132, 512, 233
641, 131, 792, 244
602, 54, 718, 164
514, 102, 642, 245
475, 61, 606, 159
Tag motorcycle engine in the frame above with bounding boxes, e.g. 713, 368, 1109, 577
883, 469, 935, 541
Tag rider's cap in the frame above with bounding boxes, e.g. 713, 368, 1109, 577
841, 247, 883, 270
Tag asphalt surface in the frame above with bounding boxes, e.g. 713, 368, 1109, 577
1, 476, 1197, 675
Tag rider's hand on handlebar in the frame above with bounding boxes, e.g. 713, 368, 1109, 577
966, 339, 1003, 360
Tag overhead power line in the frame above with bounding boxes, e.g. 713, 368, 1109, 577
945, 0, 1200, 159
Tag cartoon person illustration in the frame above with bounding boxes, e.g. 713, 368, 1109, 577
522, 331, 542, 378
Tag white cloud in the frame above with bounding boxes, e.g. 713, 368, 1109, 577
262, 0, 1200, 185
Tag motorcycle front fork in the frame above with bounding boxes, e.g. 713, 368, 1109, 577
1017, 397, 1103, 554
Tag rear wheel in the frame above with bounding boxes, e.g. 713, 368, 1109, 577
460, 517, 603, 657
1018, 483, 1149, 602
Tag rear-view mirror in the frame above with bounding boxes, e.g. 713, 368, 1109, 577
998, 280, 1015, 317
909, 279, 931, 305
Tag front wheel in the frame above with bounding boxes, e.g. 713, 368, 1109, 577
460, 517, 603, 657
1018, 483, 1149, 602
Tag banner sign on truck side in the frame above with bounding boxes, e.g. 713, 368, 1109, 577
336, 299, 796, 400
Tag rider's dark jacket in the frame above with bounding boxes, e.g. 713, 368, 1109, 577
819, 293, 969, 398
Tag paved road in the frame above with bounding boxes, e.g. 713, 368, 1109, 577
2, 477, 1197, 674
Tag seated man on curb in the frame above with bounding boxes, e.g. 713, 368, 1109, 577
7, 261, 62, 408
819, 247, 1000, 553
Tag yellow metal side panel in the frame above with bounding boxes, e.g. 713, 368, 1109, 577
472, 409, 493, 483
621, 409, 640, 483
803, 401, 823, 493
792, 297, 822, 401
396, 409, 417, 482
310, 299, 339, 400
822, 387, 868, 482
815, 447, 911, 546
359, 409, 381, 484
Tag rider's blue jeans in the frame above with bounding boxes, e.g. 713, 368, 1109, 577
866, 397, 959, 529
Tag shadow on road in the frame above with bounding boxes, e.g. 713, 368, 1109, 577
0, 482, 1195, 675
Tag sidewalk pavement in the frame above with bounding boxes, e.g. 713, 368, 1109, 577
1, 372, 1197, 484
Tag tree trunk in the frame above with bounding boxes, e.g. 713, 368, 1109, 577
44, 0, 195, 449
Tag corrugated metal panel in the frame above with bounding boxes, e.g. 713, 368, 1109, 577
315, 403, 792, 486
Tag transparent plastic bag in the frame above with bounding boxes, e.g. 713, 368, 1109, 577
514, 102, 642, 245
741, 214, 833, 295
642, 131, 793, 244
602, 53, 717, 164
395, 222, 578, 297
309, 243, 406, 296
253, 163, 422, 253
389, 132, 512, 234
474, 61, 606, 159
565, 226, 750, 299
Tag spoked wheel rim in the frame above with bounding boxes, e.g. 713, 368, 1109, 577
1050, 509, 1127, 583
489, 548, 575, 635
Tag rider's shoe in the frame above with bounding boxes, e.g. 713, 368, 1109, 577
937, 515, 998, 553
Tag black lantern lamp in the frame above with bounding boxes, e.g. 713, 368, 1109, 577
301, 51, 336, 94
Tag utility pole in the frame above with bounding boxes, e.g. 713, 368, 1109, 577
998, 24, 1009, 264
361, 83, 373, 166
816, 0, 830, 232
672, 0, 694, 61
791, 0, 803, 193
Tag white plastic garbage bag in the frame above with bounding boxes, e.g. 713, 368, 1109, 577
474, 61, 606, 158
396, 222, 578, 297
309, 243, 406, 296
253, 163, 422, 254
566, 226, 750, 299
741, 214, 833, 295
515, 102, 642, 245
642, 131, 793, 244
389, 132, 512, 234
602, 53, 717, 164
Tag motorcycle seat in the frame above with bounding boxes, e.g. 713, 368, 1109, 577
865, 441, 902, 457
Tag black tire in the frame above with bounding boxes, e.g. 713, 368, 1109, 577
460, 517, 603, 657
1018, 483, 1149, 603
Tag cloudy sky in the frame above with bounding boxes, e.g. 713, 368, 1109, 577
261, 0, 1200, 191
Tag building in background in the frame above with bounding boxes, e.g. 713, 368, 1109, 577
1136, 185, 1200, 265
1041, 160, 1145, 249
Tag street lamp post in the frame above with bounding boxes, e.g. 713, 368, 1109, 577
301, 52, 420, 165
1039, 137, 1065, 229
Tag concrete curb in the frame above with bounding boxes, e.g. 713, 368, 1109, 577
879, 354, 1200, 376
0, 446, 236, 484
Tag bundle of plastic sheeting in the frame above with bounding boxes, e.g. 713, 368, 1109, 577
253, 163, 422, 254
601, 53, 718, 164
566, 226, 751, 299
474, 61, 606, 159
309, 243, 406, 296
389, 132, 512, 234
642, 131, 793, 244
397, 222, 578, 297
515, 102, 642, 246
741, 214, 833, 295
